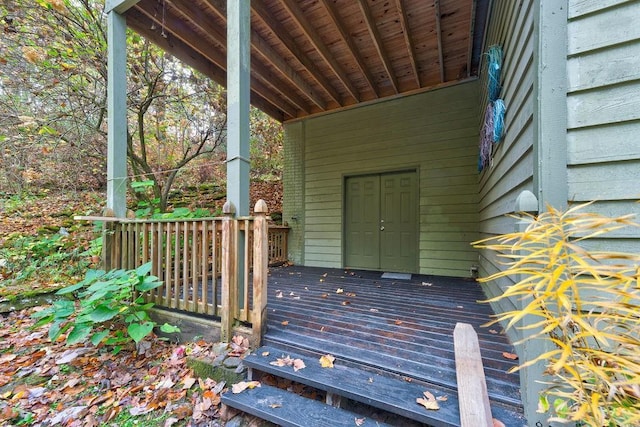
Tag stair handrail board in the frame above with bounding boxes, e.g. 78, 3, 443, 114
454, 322, 494, 427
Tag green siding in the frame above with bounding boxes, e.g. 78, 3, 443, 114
567, 0, 640, 240
282, 121, 305, 264
477, 0, 536, 315
283, 81, 480, 277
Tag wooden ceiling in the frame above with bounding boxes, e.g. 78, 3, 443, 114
123, 0, 489, 122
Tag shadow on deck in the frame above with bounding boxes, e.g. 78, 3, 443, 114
263, 265, 524, 420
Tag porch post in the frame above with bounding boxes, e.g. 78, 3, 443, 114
226, 0, 250, 216
107, 10, 128, 218
227, 0, 251, 313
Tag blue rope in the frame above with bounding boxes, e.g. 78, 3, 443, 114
493, 99, 506, 143
486, 45, 502, 101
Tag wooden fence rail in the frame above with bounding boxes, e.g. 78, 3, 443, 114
83, 200, 286, 345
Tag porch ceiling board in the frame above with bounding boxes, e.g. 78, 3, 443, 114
122, 0, 489, 122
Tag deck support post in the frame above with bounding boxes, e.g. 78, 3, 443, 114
252, 200, 269, 346
226, 0, 251, 312
221, 202, 237, 343
106, 10, 128, 219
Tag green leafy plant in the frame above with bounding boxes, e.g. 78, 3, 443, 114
32, 262, 178, 353
474, 203, 640, 426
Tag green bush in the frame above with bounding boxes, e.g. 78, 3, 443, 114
474, 204, 640, 426
32, 262, 178, 353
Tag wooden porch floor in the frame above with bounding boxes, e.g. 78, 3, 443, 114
263, 265, 524, 420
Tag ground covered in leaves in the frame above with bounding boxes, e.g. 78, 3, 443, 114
0, 306, 238, 426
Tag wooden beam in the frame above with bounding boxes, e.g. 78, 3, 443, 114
107, 11, 128, 218
250, 0, 343, 106
453, 323, 493, 427
434, 0, 446, 82
106, 0, 139, 13
466, 0, 477, 77
166, 0, 314, 114
127, 9, 286, 121
319, 0, 379, 98
131, 3, 298, 119
395, 0, 421, 88
280, 0, 360, 103
356, 0, 399, 94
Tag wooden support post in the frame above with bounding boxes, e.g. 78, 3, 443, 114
252, 200, 269, 346
106, 10, 128, 218
454, 322, 493, 427
221, 202, 237, 343
102, 208, 116, 271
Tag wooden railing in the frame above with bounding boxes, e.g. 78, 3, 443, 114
92, 200, 282, 345
268, 225, 289, 266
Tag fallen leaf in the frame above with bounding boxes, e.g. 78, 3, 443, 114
275, 291, 283, 298
341, 301, 351, 306
336, 288, 344, 294
493, 419, 506, 427
421, 282, 432, 286
0, 354, 16, 364
292, 359, 306, 372
345, 292, 357, 297
502, 352, 518, 360
355, 417, 365, 426
321, 293, 329, 298
261, 351, 270, 357
489, 329, 498, 334
281, 320, 289, 326
269, 403, 282, 408
436, 395, 448, 401
416, 391, 440, 410
231, 381, 261, 394
319, 354, 335, 368
395, 320, 403, 325
164, 417, 180, 427
182, 376, 197, 390
369, 308, 379, 313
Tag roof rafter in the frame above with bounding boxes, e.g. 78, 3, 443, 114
126, 10, 286, 121
356, 0, 399, 94
318, 0, 379, 98
434, 0, 445, 82
395, 0, 420, 88
250, 0, 343, 106
130, 4, 297, 119
202, 0, 327, 110
279, 0, 360, 103
166, 0, 313, 115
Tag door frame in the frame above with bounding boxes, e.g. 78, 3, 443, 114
342, 168, 419, 273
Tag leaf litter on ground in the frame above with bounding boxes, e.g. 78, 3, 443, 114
0, 306, 234, 426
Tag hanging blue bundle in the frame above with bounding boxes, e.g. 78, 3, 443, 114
486, 45, 502, 102
493, 99, 506, 143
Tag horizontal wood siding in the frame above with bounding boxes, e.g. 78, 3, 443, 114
477, 0, 536, 319
285, 81, 480, 277
567, 0, 640, 242
282, 121, 305, 264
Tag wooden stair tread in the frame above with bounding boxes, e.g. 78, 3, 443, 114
221, 383, 393, 427
245, 345, 524, 427
264, 328, 522, 407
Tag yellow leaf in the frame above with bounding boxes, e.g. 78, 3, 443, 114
319, 354, 335, 368
231, 381, 261, 394
336, 288, 344, 294
416, 391, 440, 410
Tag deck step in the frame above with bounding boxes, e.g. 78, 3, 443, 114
242, 345, 526, 427
221, 383, 393, 427
243, 345, 462, 426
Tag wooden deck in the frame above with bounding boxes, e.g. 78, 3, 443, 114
262, 265, 524, 421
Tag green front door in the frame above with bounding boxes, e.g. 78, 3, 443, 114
345, 171, 417, 272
